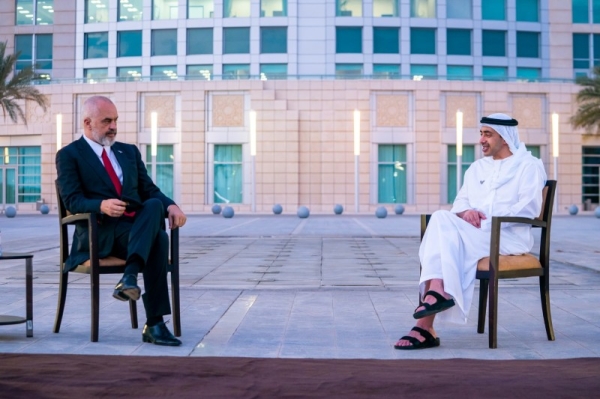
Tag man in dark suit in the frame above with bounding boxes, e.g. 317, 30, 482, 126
56, 95, 186, 346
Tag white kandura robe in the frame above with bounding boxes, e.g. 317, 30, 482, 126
419, 144, 547, 324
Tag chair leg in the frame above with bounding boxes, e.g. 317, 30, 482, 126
477, 279, 488, 334
539, 275, 555, 341
53, 270, 69, 333
171, 269, 181, 337
129, 300, 138, 329
488, 278, 498, 349
90, 273, 100, 342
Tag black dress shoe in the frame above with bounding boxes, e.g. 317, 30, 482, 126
142, 322, 182, 346
112, 274, 141, 301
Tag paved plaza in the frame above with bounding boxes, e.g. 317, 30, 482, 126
0, 212, 599, 360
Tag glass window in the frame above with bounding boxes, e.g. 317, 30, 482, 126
447, 145, 474, 203
223, 27, 250, 54
410, 64, 436, 79
482, 66, 507, 81
0, 147, 42, 203
37, 0, 54, 24
528, 145, 541, 159
119, 0, 143, 21
411, 0, 435, 18
260, 64, 287, 79
15, 35, 33, 71
84, 32, 109, 59
447, 65, 473, 80
145, 145, 174, 199
85, 0, 109, 23
594, 34, 600, 65
118, 30, 142, 57
582, 147, 600, 205
188, 0, 214, 18
84, 68, 109, 83
482, 0, 505, 20
378, 145, 407, 204
335, 63, 363, 79
573, 0, 589, 23
152, 29, 177, 56
516, 0, 539, 22
447, 29, 471, 55
223, 64, 250, 79
373, 0, 398, 17
151, 65, 178, 80
117, 66, 142, 81
573, 33, 590, 69
153, 0, 179, 19
214, 145, 243, 203
336, 27, 362, 53
373, 27, 399, 54
516, 31, 540, 58
594, 0, 600, 23
16, 0, 54, 25
16, 0, 34, 25
373, 64, 400, 78
336, 0, 362, 16
261, 27, 287, 53
516, 67, 541, 81
35, 34, 52, 70
447, 0, 471, 19
482, 30, 506, 57
411, 28, 436, 54
187, 28, 213, 55
224, 0, 250, 17
186, 64, 213, 80
261, 0, 287, 17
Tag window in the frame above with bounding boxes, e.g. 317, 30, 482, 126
153, 0, 179, 19
411, 0, 435, 18
84, 32, 108, 59
186, 64, 213, 80
447, 65, 473, 80
482, 0, 505, 20
517, 31, 540, 58
214, 145, 242, 203
223, 64, 250, 79
336, 0, 362, 16
516, 0, 539, 22
447, 145, 474, 203
151, 65, 178, 80
84, 68, 108, 83
573, 33, 590, 74
15, 34, 53, 75
118, 31, 142, 57
117, 66, 142, 81
482, 30, 506, 57
261, 27, 287, 53
335, 63, 363, 78
573, 0, 589, 23
373, 64, 400, 78
223, 27, 250, 54
152, 29, 177, 56
119, 0, 143, 21
373, 0, 398, 17
411, 28, 435, 54
482, 66, 507, 81
188, 0, 214, 18
224, 0, 250, 17
373, 27, 399, 53
16, 0, 54, 25
411, 64, 436, 79
447, 29, 471, 55
378, 145, 407, 204
146, 145, 174, 199
516, 67, 541, 81
336, 27, 362, 53
583, 147, 600, 205
1, 147, 41, 204
187, 28, 213, 55
261, 0, 287, 17
447, 0, 471, 19
85, 0, 109, 23
260, 64, 287, 79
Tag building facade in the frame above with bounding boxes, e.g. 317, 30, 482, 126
0, 0, 599, 214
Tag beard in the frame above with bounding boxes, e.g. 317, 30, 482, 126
92, 128, 116, 147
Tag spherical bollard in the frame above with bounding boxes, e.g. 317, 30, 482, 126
222, 206, 235, 218
273, 204, 283, 215
297, 206, 310, 218
40, 204, 50, 215
211, 204, 222, 215
5, 206, 17, 218
333, 204, 344, 215
595, 207, 600, 219
394, 204, 405, 215
568, 205, 578, 216
375, 206, 388, 219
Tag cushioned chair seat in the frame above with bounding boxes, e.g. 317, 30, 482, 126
477, 254, 542, 272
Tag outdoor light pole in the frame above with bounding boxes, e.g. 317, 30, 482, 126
151, 111, 158, 183
354, 110, 360, 214
552, 112, 559, 212
250, 110, 257, 213
456, 110, 463, 192
56, 113, 62, 152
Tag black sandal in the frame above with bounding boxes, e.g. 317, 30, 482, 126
413, 290, 455, 319
394, 326, 440, 350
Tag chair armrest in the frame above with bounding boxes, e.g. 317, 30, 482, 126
492, 216, 546, 228
62, 212, 95, 226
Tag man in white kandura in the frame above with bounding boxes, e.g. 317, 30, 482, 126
394, 113, 547, 350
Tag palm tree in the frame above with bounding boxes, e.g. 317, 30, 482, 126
0, 41, 48, 125
571, 66, 600, 134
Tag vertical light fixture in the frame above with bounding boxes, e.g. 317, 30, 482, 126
552, 112, 559, 212
354, 109, 360, 213
151, 111, 158, 182
56, 113, 63, 152
456, 110, 463, 192
250, 110, 257, 212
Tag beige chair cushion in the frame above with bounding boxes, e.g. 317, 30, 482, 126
81, 256, 126, 267
477, 253, 542, 272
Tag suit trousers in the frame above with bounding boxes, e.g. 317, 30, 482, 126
112, 198, 171, 319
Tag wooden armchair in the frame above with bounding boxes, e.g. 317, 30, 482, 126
420, 180, 557, 348
53, 182, 181, 342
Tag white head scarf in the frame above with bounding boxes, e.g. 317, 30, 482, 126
480, 113, 520, 154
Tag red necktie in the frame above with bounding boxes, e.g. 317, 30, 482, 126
102, 149, 135, 217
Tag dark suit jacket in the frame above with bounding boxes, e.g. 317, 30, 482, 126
56, 137, 175, 271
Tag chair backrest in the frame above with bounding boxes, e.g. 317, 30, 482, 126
55, 180, 70, 269
538, 180, 557, 269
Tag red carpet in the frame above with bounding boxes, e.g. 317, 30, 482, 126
1, 354, 599, 398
